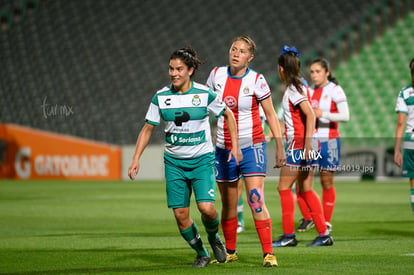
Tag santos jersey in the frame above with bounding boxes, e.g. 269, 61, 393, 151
309, 81, 347, 139
395, 84, 414, 134
145, 81, 227, 158
282, 83, 309, 150
206, 66, 271, 149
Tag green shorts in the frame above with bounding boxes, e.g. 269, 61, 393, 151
164, 152, 216, 208
403, 134, 414, 178
403, 149, 414, 178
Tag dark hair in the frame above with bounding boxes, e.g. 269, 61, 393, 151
278, 50, 304, 95
233, 35, 256, 55
409, 58, 414, 87
169, 47, 204, 77
311, 58, 339, 85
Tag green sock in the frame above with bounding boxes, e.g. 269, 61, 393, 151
180, 223, 209, 256
237, 197, 244, 226
410, 187, 414, 212
202, 216, 219, 243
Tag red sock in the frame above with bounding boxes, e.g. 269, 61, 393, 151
221, 217, 238, 251
301, 190, 327, 235
296, 186, 312, 220
278, 189, 295, 235
322, 187, 336, 223
254, 219, 273, 255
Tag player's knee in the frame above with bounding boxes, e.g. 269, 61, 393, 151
197, 202, 216, 217
247, 188, 264, 213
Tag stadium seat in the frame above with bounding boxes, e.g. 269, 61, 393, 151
0, 0, 411, 144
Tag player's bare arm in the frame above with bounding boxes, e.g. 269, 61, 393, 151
128, 123, 155, 180
260, 97, 286, 167
222, 108, 242, 164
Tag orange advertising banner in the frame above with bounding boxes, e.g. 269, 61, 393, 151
0, 124, 121, 180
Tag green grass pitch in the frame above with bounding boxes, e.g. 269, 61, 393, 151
0, 179, 413, 274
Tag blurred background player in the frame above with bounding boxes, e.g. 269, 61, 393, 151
207, 35, 285, 267
295, 58, 350, 233
394, 58, 414, 214
272, 45, 333, 247
128, 47, 241, 268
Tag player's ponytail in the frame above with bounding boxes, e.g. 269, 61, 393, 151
311, 58, 339, 85
169, 47, 204, 77
278, 45, 305, 95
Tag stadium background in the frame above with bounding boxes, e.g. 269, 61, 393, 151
0, 0, 413, 180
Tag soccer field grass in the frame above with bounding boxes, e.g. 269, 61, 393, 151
0, 179, 413, 274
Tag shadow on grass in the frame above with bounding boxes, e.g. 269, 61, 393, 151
4, 265, 187, 275
369, 228, 414, 237
366, 220, 414, 237
36, 232, 177, 238
3, 248, 193, 274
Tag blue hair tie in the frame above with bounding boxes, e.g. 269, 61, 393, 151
280, 45, 300, 57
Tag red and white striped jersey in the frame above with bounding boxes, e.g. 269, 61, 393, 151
309, 82, 347, 139
282, 84, 309, 149
206, 66, 271, 149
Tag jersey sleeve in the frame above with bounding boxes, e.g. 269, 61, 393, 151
206, 68, 216, 89
255, 74, 271, 101
289, 86, 308, 106
145, 95, 161, 125
207, 88, 227, 117
395, 90, 408, 113
332, 85, 347, 104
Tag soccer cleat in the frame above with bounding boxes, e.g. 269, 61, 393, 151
326, 221, 332, 234
296, 218, 315, 232
263, 253, 278, 267
210, 251, 238, 263
192, 255, 211, 268
225, 251, 239, 262
307, 235, 334, 247
272, 235, 298, 247
237, 222, 245, 233
209, 236, 226, 263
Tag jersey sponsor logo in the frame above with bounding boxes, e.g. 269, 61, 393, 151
174, 111, 190, 126
166, 131, 206, 146
243, 86, 250, 94
224, 96, 237, 109
208, 188, 215, 197
192, 95, 201, 106
164, 98, 171, 106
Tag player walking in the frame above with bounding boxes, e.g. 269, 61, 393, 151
128, 47, 241, 268
207, 35, 285, 267
394, 58, 414, 213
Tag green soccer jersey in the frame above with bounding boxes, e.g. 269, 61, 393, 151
146, 81, 226, 158
396, 85, 414, 134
